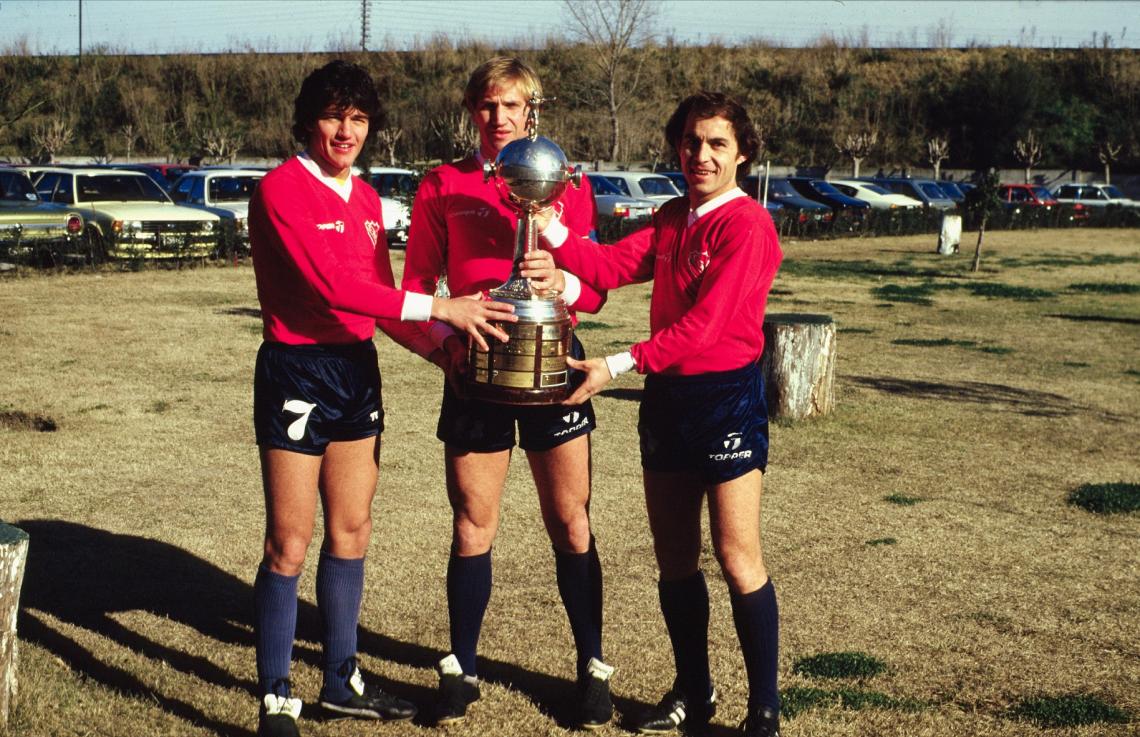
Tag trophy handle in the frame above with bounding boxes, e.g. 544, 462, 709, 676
570, 164, 582, 189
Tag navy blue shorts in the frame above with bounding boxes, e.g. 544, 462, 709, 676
639, 362, 769, 484
253, 340, 383, 455
437, 334, 595, 452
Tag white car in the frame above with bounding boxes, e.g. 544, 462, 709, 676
1051, 183, 1139, 209
169, 168, 265, 252
379, 195, 410, 245
594, 170, 683, 205
830, 179, 922, 210
32, 168, 220, 259
585, 173, 656, 220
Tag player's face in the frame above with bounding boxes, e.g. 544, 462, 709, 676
679, 113, 747, 207
470, 81, 530, 157
306, 105, 369, 179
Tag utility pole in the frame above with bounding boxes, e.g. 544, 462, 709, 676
360, 0, 370, 51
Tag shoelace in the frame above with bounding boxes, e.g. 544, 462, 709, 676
263, 693, 302, 719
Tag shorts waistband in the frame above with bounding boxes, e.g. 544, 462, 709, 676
646, 360, 760, 386
260, 339, 376, 358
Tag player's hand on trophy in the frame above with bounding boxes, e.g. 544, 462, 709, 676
562, 356, 612, 405
520, 249, 566, 295
432, 294, 516, 352
530, 205, 556, 233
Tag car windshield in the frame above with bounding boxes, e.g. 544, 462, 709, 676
920, 182, 948, 199
1102, 185, 1126, 199
1, 172, 38, 202
810, 180, 843, 196
77, 174, 169, 202
587, 175, 623, 195
939, 182, 964, 197
208, 176, 261, 202
766, 180, 797, 198
860, 183, 891, 195
1031, 186, 1054, 200
639, 176, 681, 196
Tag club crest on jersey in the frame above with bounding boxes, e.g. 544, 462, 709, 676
364, 220, 381, 247
316, 220, 345, 233
688, 248, 710, 273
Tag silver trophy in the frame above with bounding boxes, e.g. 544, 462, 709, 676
466, 95, 582, 405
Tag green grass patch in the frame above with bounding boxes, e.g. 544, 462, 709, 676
997, 253, 1140, 269
884, 493, 923, 506
871, 284, 935, 305
793, 652, 888, 680
892, 338, 977, 348
866, 537, 898, 546
575, 320, 612, 330
780, 259, 961, 281
1067, 482, 1140, 515
148, 400, 172, 414
1068, 282, 1140, 295
1009, 694, 1130, 728
780, 686, 921, 718
961, 282, 1054, 300
1125, 369, 1140, 378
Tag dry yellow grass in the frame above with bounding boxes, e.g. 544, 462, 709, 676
0, 228, 1137, 736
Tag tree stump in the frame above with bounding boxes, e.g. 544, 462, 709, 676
0, 522, 29, 727
760, 313, 836, 420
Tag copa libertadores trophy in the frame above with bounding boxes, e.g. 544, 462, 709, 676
466, 95, 582, 405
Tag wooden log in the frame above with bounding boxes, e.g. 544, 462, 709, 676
760, 313, 836, 420
0, 522, 29, 727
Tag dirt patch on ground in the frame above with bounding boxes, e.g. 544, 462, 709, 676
0, 410, 57, 432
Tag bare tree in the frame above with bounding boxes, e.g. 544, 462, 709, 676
199, 127, 245, 164
30, 119, 73, 163
120, 124, 138, 163
1097, 140, 1122, 184
430, 112, 476, 162
563, 0, 658, 162
1013, 130, 1043, 184
927, 136, 950, 180
835, 129, 877, 178
376, 127, 404, 166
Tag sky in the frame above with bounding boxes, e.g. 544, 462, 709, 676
0, 0, 1135, 54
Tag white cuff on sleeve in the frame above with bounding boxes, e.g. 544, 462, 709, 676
541, 215, 569, 248
560, 270, 582, 307
428, 320, 459, 349
604, 351, 636, 379
401, 291, 434, 322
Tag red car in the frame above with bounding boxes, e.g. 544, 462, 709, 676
998, 183, 1059, 209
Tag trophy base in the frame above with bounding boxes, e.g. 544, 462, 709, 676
464, 300, 573, 406
463, 381, 570, 406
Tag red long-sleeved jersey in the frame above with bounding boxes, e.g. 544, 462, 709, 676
550, 193, 782, 375
250, 157, 431, 355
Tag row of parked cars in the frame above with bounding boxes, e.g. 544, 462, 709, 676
4, 159, 1137, 266
0, 162, 420, 265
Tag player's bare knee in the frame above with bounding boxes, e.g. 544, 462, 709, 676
453, 515, 496, 555
263, 536, 310, 575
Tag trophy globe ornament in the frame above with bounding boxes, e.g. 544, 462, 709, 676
466, 95, 583, 405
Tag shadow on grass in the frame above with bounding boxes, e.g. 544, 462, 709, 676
599, 387, 644, 402
845, 375, 1095, 418
218, 306, 262, 319
16, 520, 648, 733
1044, 313, 1140, 326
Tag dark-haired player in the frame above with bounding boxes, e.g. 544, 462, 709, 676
528, 91, 784, 737
248, 59, 515, 737
402, 56, 614, 729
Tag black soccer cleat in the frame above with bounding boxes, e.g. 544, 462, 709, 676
634, 684, 717, 734
738, 705, 780, 737
433, 654, 482, 725
318, 659, 417, 721
577, 657, 615, 730
258, 692, 302, 737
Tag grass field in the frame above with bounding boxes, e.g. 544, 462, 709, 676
1, 228, 1137, 737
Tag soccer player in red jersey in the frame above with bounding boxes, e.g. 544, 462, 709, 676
402, 57, 615, 729
248, 60, 515, 737
529, 91, 784, 737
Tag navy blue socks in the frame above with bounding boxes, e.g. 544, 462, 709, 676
447, 547, 492, 676
658, 571, 713, 704
316, 552, 365, 701
254, 564, 299, 696
553, 536, 604, 679
730, 578, 780, 714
